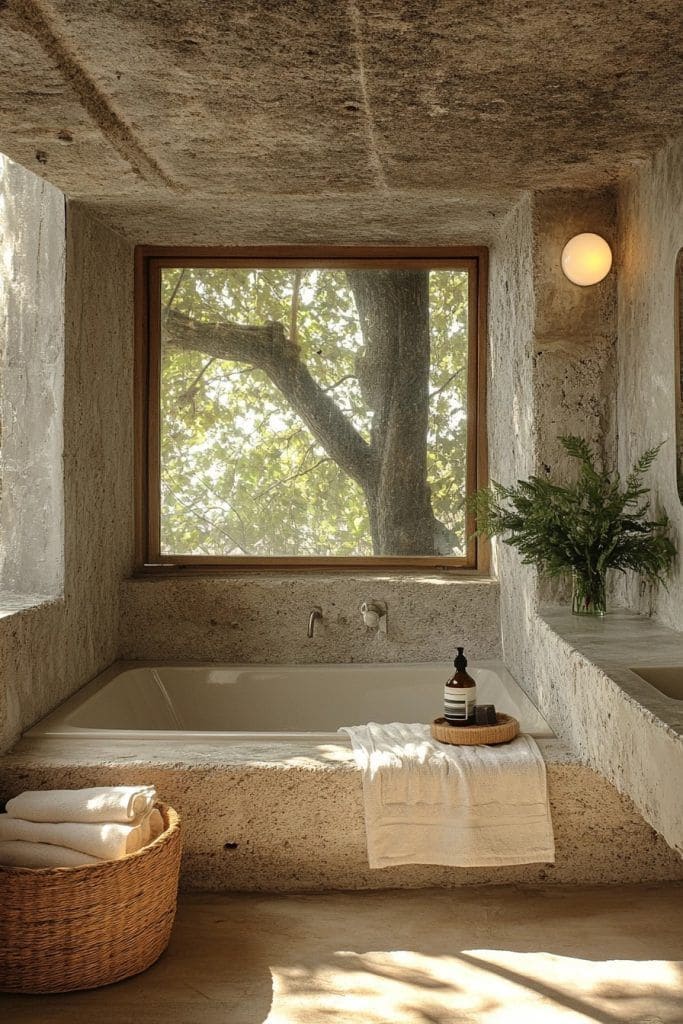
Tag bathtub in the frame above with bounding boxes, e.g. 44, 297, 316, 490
25, 660, 552, 742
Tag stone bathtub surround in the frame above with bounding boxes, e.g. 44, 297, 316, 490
119, 574, 501, 664
1, 736, 681, 892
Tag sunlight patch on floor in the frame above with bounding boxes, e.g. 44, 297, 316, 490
266, 948, 683, 1023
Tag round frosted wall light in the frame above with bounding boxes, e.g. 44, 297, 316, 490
561, 233, 612, 286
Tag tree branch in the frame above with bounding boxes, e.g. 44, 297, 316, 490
163, 482, 249, 554
430, 367, 464, 399
164, 268, 186, 311
290, 270, 301, 348
321, 373, 358, 393
253, 457, 331, 500
163, 309, 374, 488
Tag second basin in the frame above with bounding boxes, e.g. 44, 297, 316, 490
629, 666, 683, 702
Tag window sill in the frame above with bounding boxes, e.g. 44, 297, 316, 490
127, 570, 497, 587
0, 591, 61, 622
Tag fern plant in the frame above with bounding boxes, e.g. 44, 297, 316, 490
470, 436, 676, 615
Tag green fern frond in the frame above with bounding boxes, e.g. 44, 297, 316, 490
469, 438, 676, 586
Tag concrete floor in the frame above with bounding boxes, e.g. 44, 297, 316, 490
2, 886, 682, 1023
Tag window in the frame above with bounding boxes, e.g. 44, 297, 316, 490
136, 247, 487, 570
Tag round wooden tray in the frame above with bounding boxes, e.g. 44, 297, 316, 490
431, 714, 519, 746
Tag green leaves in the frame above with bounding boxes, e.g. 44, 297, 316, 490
470, 436, 676, 584
159, 267, 471, 557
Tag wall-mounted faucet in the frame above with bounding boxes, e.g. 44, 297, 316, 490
360, 600, 387, 635
307, 606, 323, 638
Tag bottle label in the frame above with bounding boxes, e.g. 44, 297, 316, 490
444, 685, 477, 722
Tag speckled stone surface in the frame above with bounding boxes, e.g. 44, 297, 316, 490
0, 885, 681, 1023
616, 132, 683, 627
74, 195, 513, 249
2, 3, 683, 243
0, 154, 64, 599
531, 189, 618, 492
119, 574, 501, 664
2, 736, 681, 891
0, 182, 135, 754
487, 188, 683, 856
524, 609, 683, 857
2, 885, 683, 1023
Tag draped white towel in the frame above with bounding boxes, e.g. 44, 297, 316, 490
0, 841, 103, 868
0, 812, 153, 861
339, 723, 555, 869
5, 786, 157, 825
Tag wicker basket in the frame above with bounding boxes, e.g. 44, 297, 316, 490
0, 802, 181, 994
431, 714, 520, 745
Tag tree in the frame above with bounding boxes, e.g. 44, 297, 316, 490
159, 267, 469, 557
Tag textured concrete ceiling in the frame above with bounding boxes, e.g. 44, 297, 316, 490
1, 1, 682, 241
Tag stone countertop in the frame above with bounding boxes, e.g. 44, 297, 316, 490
541, 607, 683, 738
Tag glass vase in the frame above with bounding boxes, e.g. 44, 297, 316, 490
571, 570, 607, 617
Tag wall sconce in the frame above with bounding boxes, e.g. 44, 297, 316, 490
561, 233, 612, 286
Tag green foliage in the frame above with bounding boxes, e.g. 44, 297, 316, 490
159, 267, 470, 556
470, 436, 676, 583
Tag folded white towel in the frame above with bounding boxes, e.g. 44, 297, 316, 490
0, 812, 154, 860
340, 723, 555, 869
148, 807, 164, 842
6, 786, 157, 825
0, 841, 103, 868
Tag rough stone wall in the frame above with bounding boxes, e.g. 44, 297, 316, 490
487, 194, 539, 694
0, 153, 64, 596
0, 190, 134, 753
532, 189, 618, 607
489, 189, 618, 705
485, 189, 683, 851
531, 189, 618, 482
119, 575, 500, 664
615, 134, 683, 626
62, 205, 135, 671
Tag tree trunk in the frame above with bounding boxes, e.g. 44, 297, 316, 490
347, 271, 438, 555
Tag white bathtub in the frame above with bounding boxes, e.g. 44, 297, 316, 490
25, 660, 553, 742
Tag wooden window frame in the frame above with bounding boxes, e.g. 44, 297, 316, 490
676, 248, 683, 503
135, 245, 489, 574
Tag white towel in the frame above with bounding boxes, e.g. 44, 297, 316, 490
0, 841, 103, 868
148, 807, 164, 842
0, 812, 154, 861
6, 786, 157, 825
340, 723, 555, 869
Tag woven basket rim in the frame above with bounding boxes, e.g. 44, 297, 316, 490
0, 801, 179, 876
432, 713, 517, 727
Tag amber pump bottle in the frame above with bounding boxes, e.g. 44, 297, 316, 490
444, 647, 477, 726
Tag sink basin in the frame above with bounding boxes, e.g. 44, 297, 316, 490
629, 666, 683, 701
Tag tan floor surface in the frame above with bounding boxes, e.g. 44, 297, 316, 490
1, 885, 682, 1023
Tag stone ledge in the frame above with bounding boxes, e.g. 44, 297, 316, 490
0, 591, 61, 622
525, 607, 683, 857
132, 571, 498, 583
